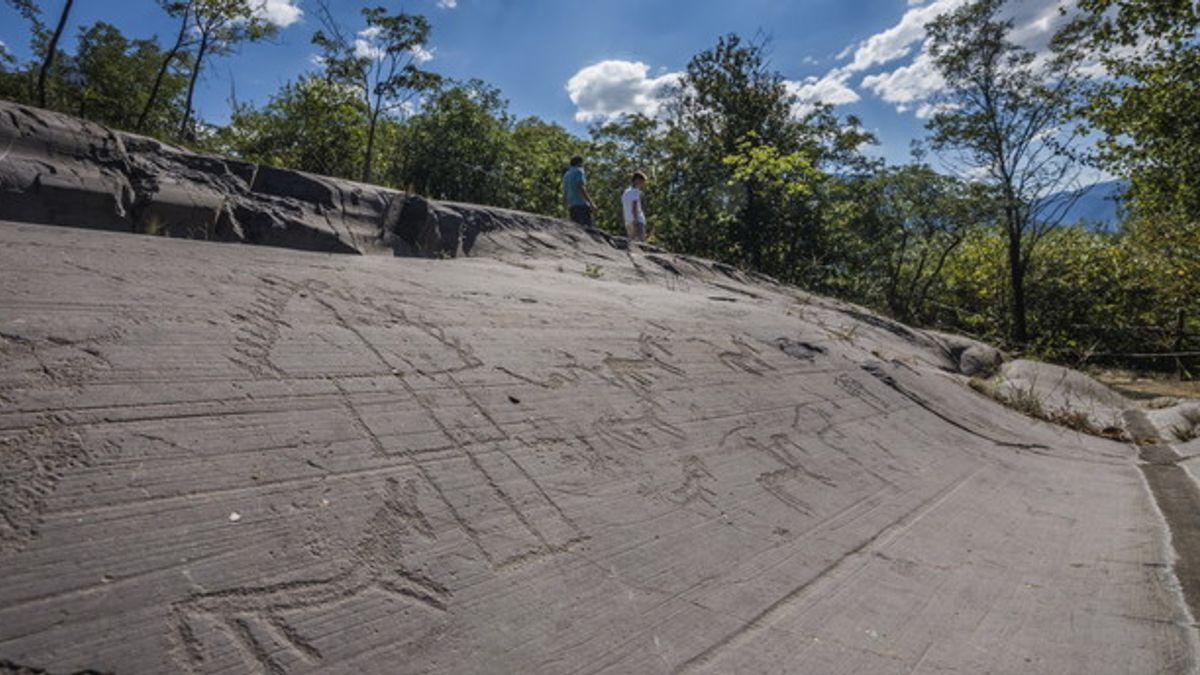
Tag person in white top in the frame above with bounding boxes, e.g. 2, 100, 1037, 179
621, 172, 648, 242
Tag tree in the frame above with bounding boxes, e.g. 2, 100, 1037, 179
1056, 0, 1200, 342
313, 4, 440, 183
924, 0, 1085, 345
138, 0, 194, 132
393, 81, 512, 204
1059, 0, 1200, 228
70, 22, 188, 132
862, 162, 994, 322
213, 75, 371, 180
3, 0, 42, 101
586, 114, 667, 232
180, 0, 277, 139
667, 33, 798, 269
34, 0, 74, 108
507, 117, 588, 217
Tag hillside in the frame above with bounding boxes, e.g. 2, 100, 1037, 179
1, 102, 1199, 674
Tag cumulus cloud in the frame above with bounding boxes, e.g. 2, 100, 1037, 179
353, 26, 386, 61
842, 0, 968, 73
914, 101, 958, 119
566, 60, 681, 123
410, 45, 435, 63
352, 25, 435, 63
437, 0, 458, 7
254, 0, 303, 28
816, 0, 1081, 117
860, 51, 944, 107
787, 71, 860, 116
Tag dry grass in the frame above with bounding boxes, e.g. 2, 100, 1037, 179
1173, 424, 1200, 443
970, 377, 1126, 440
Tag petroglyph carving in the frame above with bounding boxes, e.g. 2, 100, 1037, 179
773, 337, 826, 362
171, 478, 448, 674
228, 275, 297, 378
833, 372, 889, 411
594, 409, 687, 452
723, 430, 839, 517
668, 456, 718, 507
717, 335, 775, 376
0, 422, 104, 554
0, 330, 119, 555
304, 295, 585, 571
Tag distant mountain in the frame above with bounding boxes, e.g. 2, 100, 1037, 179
1040, 180, 1127, 232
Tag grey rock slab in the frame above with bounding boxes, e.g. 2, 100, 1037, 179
0, 221, 1197, 674
991, 359, 1132, 430
0, 101, 395, 255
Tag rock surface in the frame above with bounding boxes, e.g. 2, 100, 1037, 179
2, 103, 1200, 674
1, 219, 1199, 674
0, 100, 405, 255
985, 359, 1132, 431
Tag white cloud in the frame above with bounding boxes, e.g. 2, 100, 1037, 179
822, 0, 1083, 117
860, 51, 944, 106
437, 0, 458, 7
410, 45, 435, 63
842, 0, 968, 73
354, 38, 385, 61
352, 23, 435, 64
254, 0, 303, 28
566, 60, 681, 123
914, 101, 958, 119
787, 71, 861, 116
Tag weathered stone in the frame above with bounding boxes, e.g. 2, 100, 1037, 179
0, 100, 397, 254
1, 220, 1198, 674
2, 103, 1200, 675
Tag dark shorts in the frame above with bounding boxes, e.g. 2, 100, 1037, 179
569, 205, 593, 228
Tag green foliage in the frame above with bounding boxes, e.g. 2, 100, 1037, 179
180, 0, 279, 138
585, 114, 667, 233
507, 117, 588, 218
925, 0, 1084, 344
392, 80, 512, 204
72, 22, 188, 134
212, 75, 371, 180
838, 162, 993, 322
312, 4, 441, 182
591, 34, 881, 281
1058, 0, 1200, 327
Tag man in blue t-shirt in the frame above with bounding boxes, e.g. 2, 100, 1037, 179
562, 155, 595, 227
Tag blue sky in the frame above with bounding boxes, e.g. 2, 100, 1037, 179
0, 0, 1078, 168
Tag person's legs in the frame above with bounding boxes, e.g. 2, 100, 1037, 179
569, 206, 593, 227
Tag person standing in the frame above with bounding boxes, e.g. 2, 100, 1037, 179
563, 155, 595, 227
622, 171, 648, 242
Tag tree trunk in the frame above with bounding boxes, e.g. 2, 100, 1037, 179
179, 32, 209, 140
887, 230, 911, 317
1007, 216, 1028, 346
36, 0, 74, 108
139, 1, 191, 132
363, 105, 381, 184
